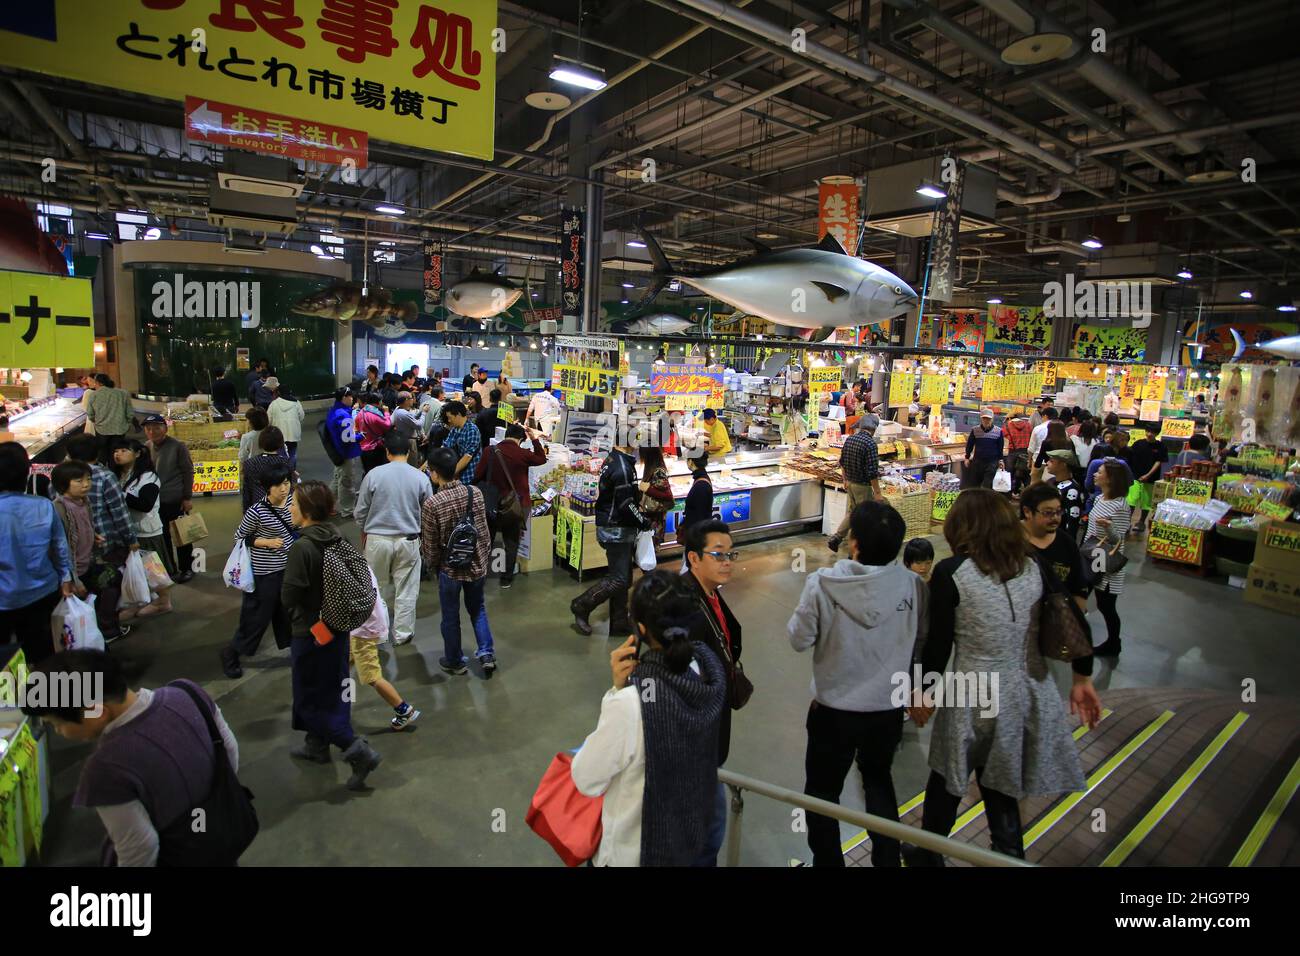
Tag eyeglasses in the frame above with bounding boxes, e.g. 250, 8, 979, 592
703, 550, 741, 563
1036, 508, 1062, 518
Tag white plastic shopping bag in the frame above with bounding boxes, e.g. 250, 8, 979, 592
349, 570, 390, 643
635, 530, 658, 572
992, 466, 1012, 493
119, 551, 152, 607
139, 549, 173, 591
51, 594, 106, 653
223, 539, 257, 593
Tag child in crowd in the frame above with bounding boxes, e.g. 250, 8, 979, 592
51, 460, 131, 643
903, 537, 934, 581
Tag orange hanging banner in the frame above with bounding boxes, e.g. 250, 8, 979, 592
818, 179, 859, 256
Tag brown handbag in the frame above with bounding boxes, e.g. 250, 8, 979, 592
1034, 556, 1093, 662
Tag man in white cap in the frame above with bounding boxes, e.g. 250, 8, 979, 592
964, 409, 1006, 489
827, 413, 882, 553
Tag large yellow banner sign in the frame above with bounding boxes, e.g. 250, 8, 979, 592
0, 270, 94, 368
0, 0, 496, 161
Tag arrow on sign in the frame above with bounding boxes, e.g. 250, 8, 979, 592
189, 101, 222, 137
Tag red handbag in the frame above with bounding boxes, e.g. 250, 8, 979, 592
526, 752, 604, 867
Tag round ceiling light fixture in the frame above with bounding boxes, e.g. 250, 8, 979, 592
525, 91, 571, 111
517, 213, 543, 223
980, 231, 1007, 239
1000, 32, 1074, 66
614, 168, 643, 180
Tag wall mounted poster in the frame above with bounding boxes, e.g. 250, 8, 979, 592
1071, 325, 1148, 362
984, 305, 1052, 354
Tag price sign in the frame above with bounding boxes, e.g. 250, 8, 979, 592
919, 374, 948, 406
1260, 521, 1300, 557
1146, 522, 1205, 565
1159, 418, 1196, 440
1172, 477, 1213, 506
889, 369, 914, 407
192, 459, 240, 495
931, 489, 959, 522
665, 394, 707, 411
1139, 400, 1162, 422
1039, 361, 1057, 387
1256, 500, 1295, 521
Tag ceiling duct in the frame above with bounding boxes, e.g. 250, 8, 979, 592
207, 183, 299, 235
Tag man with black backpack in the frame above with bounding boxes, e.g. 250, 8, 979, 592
421, 447, 496, 678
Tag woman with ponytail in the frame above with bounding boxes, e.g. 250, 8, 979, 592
571, 571, 727, 866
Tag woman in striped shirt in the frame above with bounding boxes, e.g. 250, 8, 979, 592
221, 460, 298, 678
1082, 460, 1132, 659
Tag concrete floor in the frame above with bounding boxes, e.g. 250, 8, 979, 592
36, 417, 1300, 866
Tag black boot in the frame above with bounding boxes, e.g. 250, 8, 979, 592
290, 733, 330, 764
985, 802, 1026, 859
341, 737, 383, 791
901, 844, 944, 867
571, 577, 623, 636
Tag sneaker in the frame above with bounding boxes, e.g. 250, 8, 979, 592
827, 536, 841, 554
500, 577, 513, 589
393, 633, 414, 646
789, 858, 808, 868
391, 706, 421, 730
480, 653, 498, 677
439, 658, 469, 676
173, 570, 195, 584
105, 625, 132, 645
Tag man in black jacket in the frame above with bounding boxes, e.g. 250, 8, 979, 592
210, 366, 239, 420
570, 439, 641, 636
683, 518, 744, 866
475, 388, 502, 449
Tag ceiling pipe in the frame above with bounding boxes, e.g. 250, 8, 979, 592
1218, 198, 1300, 256
11, 79, 141, 212
998, 180, 1062, 205
660, 0, 1077, 177
972, 0, 1204, 156
1081, 111, 1300, 157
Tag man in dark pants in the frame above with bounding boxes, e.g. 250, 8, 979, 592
788, 500, 925, 866
683, 519, 745, 866
143, 416, 196, 583
210, 365, 239, 421
963, 409, 1006, 489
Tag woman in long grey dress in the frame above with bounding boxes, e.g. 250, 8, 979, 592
908, 489, 1102, 863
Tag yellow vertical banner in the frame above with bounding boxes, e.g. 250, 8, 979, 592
1040, 361, 1057, 387
889, 368, 914, 407
919, 374, 948, 406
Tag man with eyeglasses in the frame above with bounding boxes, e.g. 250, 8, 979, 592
683, 519, 745, 866
1020, 483, 1088, 611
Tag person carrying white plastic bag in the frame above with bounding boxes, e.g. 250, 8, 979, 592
51, 593, 106, 653
635, 530, 658, 572
992, 465, 1013, 494
348, 568, 421, 731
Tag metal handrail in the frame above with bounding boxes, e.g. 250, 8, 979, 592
718, 769, 1035, 867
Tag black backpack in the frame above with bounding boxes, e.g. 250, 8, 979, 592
155, 681, 258, 867
444, 485, 480, 572
320, 537, 378, 632
318, 418, 345, 467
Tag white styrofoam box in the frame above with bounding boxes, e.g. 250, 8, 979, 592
1228, 575, 1246, 589
826, 405, 845, 421
822, 486, 846, 537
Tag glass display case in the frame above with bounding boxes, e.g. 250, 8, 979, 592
3, 398, 86, 458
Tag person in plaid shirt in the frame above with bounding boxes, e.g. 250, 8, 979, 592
421, 447, 496, 678
437, 400, 482, 486
63, 434, 138, 553
827, 415, 882, 553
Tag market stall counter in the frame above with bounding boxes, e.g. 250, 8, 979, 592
1, 397, 87, 460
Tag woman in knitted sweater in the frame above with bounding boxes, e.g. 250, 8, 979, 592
571, 571, 727, 866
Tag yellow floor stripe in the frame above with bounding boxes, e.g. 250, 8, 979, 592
1101, 711, 1250, 868
1023, 710, 1176, 850
1229, 755, 1300, 867
840, 708, 1112, 854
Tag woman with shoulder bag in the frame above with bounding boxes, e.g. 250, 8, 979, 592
1081, 461, 1132, 658
906, 490, 1100, 865
571, 437, 644, 637
474, 423, 547, 588
638, 445, 674, 547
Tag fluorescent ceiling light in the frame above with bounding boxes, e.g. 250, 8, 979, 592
1277, 304, 1296, 312
310, 244, 325, 255
143, 227, 162, 240
757, 232, 779, 240
549, 63, 607, 91
1082, 237, 1103, 249
375, 205, 405, 215
1239, 289, 1253, 299
621, 299, 629, 304
627, 240, 647, 248
621, 282, 633, 288
916, 184, 946, 200
1177, 269, 1193, 280
987, 297, 1003, 304
83, 231, 111, 241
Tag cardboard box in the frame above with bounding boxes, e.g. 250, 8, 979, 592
1244, 562, 1300, 616
1254, 519, 1300, 575
516, 512, 553, 574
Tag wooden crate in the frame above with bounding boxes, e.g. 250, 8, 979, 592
190, 447, 240, 463
169, 419, 247, 444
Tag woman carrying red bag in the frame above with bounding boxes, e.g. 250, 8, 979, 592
568, 571, 727, 866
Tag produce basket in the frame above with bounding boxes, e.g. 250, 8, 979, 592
889, 488, 932, 538
190, 447, 240, 463
169, 419, 247, 444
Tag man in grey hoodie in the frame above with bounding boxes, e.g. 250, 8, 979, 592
788, 499, 927, 867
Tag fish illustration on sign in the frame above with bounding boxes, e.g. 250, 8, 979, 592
446, 268, 523, 318
1231, 327, 1300, 362
637, 230, 918, 331
290, 283, 417, 341
607, 312, 699, 336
